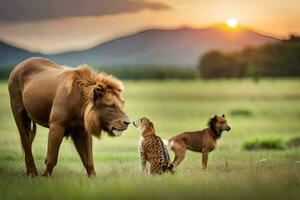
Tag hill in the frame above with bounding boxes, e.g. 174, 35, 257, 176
0, 26, 279, 67
0, 41, 41, 65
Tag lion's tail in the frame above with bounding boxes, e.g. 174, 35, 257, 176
21, 110, 37, 144
30, 122, 37, 144
20, 109, 37, 145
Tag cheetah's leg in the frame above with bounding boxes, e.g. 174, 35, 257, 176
139, 149, 147, 175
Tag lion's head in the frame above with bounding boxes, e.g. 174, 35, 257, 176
68, 65, 130, 137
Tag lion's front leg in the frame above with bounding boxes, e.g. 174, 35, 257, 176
43, 123, 65, 177
86, 134, 96, 176
71, 131, 95, 176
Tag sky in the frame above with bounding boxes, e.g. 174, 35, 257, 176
0, 0, 299, 54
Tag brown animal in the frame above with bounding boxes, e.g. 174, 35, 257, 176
8, 57, 130, 177
167, 114, 231, 169
133, 117, 174, 175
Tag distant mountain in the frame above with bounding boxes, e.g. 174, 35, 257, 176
0, 26, 279, 67
0, 41, 42, 65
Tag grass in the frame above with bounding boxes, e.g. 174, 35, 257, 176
287, 137, 300, 148
230, 108, 253, 117
0, 79, 300, 200
242, 137, 285, 150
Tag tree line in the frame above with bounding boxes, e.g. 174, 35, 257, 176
0, 65, 198, 80
198, 35, 300, 78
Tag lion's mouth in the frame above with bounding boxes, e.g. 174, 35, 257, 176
111, 127, 127, 136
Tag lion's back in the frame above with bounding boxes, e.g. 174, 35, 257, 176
9, 57, 63, 88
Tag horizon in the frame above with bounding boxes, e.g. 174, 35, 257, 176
0, 0, 299, 54
0, 23, 282, 54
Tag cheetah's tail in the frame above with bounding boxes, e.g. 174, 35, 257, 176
167, 163, 175, 174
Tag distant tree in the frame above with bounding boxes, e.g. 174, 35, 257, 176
0, 65, 13, 80
284, 34, 300, 42
198, 37, 300, 78
249, 41, 300, 77
198, 51, 246, 78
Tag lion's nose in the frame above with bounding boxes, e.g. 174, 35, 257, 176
123, 120, 131, 126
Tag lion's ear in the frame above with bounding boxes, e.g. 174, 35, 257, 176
222, 114, 225, 118
93, 84, 106, 103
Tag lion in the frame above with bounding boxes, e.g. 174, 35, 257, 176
8, 57, 131, 177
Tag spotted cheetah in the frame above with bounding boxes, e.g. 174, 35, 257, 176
133, 117, 174, 175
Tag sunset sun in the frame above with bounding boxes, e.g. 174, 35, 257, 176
226, 18, 239, 28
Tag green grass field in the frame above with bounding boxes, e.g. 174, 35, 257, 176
0, 79, 299, 200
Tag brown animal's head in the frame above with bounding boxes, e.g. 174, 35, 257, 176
208, 114, 231, 138
133, 117, 155, 136
69, 66, 130, 137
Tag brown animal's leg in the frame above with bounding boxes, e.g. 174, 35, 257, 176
42, 124, 65, 177
71, 131, 96, 176
172, 142, 186, 167
202, 151, 209, 170
11, 106, 37, 176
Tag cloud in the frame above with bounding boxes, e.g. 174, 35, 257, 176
0, 0, 170, 22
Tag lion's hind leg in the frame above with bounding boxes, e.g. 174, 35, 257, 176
10, 105, 38, 176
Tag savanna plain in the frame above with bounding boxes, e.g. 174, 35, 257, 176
0, 79, 299, 200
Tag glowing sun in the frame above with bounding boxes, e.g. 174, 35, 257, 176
226, 18, 239, 28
